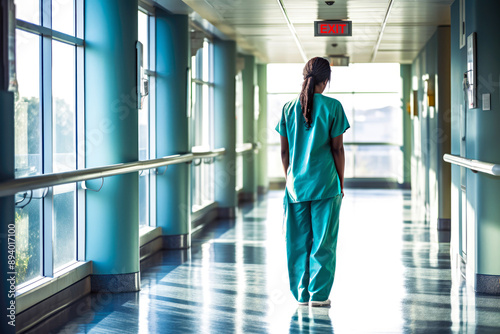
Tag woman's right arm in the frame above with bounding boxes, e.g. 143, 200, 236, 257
330, 134, 345, 197
280, 135, 290, 180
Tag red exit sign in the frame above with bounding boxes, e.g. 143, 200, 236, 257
314, 21, 352, 36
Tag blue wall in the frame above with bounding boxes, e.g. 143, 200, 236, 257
411, 26, 451, 230
450, 0, 500, 284
85, 0, 140, 279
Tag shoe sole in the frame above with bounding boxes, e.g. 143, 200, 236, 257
310, 301, 331, 307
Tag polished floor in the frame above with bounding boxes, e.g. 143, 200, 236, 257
33, 190, 500, 333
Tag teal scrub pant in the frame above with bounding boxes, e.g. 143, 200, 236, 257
284, 191, 342, 303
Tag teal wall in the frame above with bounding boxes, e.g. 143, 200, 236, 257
411, 26, 451, 229
401, 64, 412, 186
214, 39, 237, 210
85, 0, 139, 276
242, 55, 257, 200
0, 90, 15, 334
450, 0, 500, 277
155, 12, 191, 239
257, 64, 268, 192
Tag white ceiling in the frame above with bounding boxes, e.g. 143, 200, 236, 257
171, 0, 454, 64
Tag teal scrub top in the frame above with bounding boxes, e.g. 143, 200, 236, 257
275, 94, 350, 203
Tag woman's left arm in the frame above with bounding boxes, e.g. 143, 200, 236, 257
280, 135, 290, 180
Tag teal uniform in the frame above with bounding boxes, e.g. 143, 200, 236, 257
276, 93, 350, 303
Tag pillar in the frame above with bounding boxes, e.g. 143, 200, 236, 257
85, 0, 140, 292
214, 39, 237, 217
257, 64, 268, 194
400, 64, 412, 187
436, 26, 451, 231
155, 11, 191, 248
241, 54, 257, 201
0, 90, 15, 333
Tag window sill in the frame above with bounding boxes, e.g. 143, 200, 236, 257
139, 225, 162, 247
16, 261, 92, 314
16, 226, 162, 314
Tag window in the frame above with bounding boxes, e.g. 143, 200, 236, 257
267, 63, 403, 181
14, 0, 84, 286
190, 37, 215, 211
138, 8, 156, 227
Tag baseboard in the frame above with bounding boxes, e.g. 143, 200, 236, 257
140, 236, 163, 261
476, 274, 500, 295
17, 277, 91, 334
437, 218, 451, 231
218, 207, 236, 219
91, 272, 140, 293
238, 191, 257, 203
162, 234, 191, 249
257, 186, 269, 194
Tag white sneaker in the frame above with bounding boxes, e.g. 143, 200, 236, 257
310, 299, 331, 307
298, 301, 309, 306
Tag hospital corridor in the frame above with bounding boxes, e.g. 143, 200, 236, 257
1, 0, 500, 333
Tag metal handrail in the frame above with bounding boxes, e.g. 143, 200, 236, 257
268, 142, 402, 147
0, 149, 226, 198
193, 148, 226, 158
236, 143, 255, 155
443, 154, 500, 176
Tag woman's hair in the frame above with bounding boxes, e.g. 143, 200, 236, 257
299, 57, 331, 129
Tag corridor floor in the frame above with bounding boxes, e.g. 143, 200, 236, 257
40, 190, 500, 333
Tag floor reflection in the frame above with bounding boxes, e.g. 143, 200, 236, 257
288, 306, 334, 334
30, 189, 500, 334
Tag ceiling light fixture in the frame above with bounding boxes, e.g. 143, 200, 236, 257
371, 0, 395, 62
275, 0, 308, 62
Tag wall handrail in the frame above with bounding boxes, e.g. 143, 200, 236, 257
443, 154, 500, 176
0, 149, 226, 198
236, 142, 257, 155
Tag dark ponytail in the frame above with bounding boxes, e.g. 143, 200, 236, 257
299, 57, 331, 129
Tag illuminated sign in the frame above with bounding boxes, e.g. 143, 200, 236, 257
314, 21, 352, 36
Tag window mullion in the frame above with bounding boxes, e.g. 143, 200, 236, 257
41, 32, 54, 277
76, 42, 85, 259
76, 0, 84, 39
148, 15, 157, 227
42, 0, 52, 29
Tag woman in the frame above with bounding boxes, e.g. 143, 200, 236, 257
275, 57, 350, 307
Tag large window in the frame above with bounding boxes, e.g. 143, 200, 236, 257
14, 0, 84, 286
267, 63, 402, 181
138, 8, 156, 227
190, 37, 215, 211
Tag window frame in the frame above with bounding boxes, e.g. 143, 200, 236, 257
190, 32, 215, 212
138, 5, 157, 228
266, 63, 403, 182
15, 0, 85, 288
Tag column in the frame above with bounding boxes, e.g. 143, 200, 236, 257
436, 26, 451, 231
214, 39, 237, 217
85, 0, 140, 292
257, 64, 269, 194
241, 54, 257, 201
0, 90, 15, 333
400, 64, 412, 188
156, 11, 191, 248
